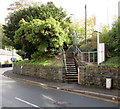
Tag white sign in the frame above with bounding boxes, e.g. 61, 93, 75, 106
97, 43, 105, 64
106, 78, 112, 89
119, 1, 120, 17
97, 32, 105, 65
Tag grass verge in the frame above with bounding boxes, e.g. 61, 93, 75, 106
14, 58, 63, 66
100, 56, 120, 67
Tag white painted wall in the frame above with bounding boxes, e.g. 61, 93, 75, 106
0, 49, 20, 64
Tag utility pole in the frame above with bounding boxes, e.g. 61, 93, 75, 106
107, 0, 109, 29
0, 25, 3, 49
85, 4, 87, 44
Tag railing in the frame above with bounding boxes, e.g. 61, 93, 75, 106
62, 49, 67, 74
75, 46, 97, 63
80, 51, 97, 63
76, 46, 82, 53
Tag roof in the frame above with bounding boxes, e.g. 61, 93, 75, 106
0, 49, 20, 57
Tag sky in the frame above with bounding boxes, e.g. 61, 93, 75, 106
0, 0, 119, 27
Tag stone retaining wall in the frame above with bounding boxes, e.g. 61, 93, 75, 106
78, 66, 120, 89
13, 64, 64, 82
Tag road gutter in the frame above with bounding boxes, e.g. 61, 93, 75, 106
4, 74, 120, 104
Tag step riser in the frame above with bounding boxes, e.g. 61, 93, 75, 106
66, 75, 78, 77
64, 51, 78, 82
66, 62, 75, 63
65, 78, 78, 79
67, 68, 77, 70
66, 72, 77, 73
67, 66, 76, 67
66, 63, 75, 64
66, 73, 78, 75
66, 70, 77, 72
66, 72, 78, 73
65, 68, 77, 70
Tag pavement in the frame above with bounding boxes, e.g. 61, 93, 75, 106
2, 68, 120, 102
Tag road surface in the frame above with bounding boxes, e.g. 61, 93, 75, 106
0, 67, 119, 108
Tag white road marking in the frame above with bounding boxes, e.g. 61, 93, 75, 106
42, 95, 55, 102
15, 97, 39, 107
1, 80, 16, 83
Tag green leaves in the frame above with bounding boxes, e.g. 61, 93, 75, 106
100, 17, 120, 57
14, 17, 71, 59
71, 17, 95, 43
3, 2, 72, 59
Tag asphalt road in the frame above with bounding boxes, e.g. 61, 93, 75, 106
0, 67, 119, 108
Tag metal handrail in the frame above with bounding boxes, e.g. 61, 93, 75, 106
76, 46, 82, 53
74, 46, 97, 63
62, 49, 67, 74
81, 51, 97, 53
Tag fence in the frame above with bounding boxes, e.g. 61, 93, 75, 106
81, 51, 97, 63
75, 46, 97, 63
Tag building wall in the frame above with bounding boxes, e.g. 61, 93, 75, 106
0, 49, 20, 64
0, 55, 12, 64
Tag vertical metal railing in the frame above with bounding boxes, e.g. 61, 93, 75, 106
75, 46, 97, 63
80, 51, 97, 63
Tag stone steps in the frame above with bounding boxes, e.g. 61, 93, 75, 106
64, 51, 78, 82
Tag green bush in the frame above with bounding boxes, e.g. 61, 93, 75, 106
100, 56, 120, 67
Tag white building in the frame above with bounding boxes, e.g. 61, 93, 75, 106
0, 49, 21, 64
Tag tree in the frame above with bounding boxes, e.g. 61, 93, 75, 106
7, 0, 42, 12
71, 17, 96, 51
3, 2, 72, 59
0, 24, 12, 50
5, 0, 42, 23
4, 2, 69, 44
100, 17, 120, 57
71, 17, 95, 43
14, 18, 71, 59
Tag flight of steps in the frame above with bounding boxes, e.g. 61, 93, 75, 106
65, 51, 78, 82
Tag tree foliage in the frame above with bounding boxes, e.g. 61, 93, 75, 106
71, 17, 96, 51
3, 2, 72, 59
7, 0, 42, 12
4, 2, 69, 43
14, 18, 71, 59
100, 17, 120, 57
0, 24, 12, 49
72, 17, 95, 43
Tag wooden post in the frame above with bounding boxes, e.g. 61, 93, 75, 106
85, 4, 87, 44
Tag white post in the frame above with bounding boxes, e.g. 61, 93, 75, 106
97, 32, 105, 65
97, 32, 100, 65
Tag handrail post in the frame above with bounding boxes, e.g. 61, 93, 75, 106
62, 49, 67, 81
